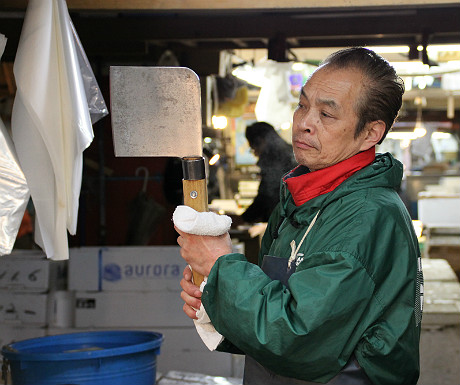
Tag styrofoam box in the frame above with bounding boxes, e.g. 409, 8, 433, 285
0, 250, 67, 292
0, 292, 49, 325
48, 290, 75, 328
0, 325, 47, 347
422, 258, 459, 282
74, 291, 190, 328
46, 327, 94, 336
422, 280, 460, 327
157, 371, 242, 385
154, 327, 238, 378
69, 246, 187, 292
417, 195, 460, 227
0, 291, 74, 327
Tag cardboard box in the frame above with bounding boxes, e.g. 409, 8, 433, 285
0, 250, 67, 292
74, 291, 190, 328
69, 246, 187, 292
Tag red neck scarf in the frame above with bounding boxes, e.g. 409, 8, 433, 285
285, 147, 375, 206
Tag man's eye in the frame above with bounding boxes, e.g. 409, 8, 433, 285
321, 112, 332, 118
297, 103, 307, 110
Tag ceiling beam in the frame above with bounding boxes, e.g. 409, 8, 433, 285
2, 0, 460, 11
0, 3, 458, 66
62, 9, 460, 41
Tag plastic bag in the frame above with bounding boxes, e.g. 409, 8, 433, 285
0, 33, 31, 255
70, 20, 108, 124
0, 118, 30, 256
255, 61, 295, 129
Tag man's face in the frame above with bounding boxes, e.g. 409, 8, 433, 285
292, 66, 371, 171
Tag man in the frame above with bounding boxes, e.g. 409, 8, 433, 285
242, 121, 297, 223
176, 47, 423, 385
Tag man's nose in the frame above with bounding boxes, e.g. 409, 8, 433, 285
296, 109, 317, 133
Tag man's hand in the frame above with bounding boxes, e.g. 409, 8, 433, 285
175, 227, 232, 277
180, 266, 202, 320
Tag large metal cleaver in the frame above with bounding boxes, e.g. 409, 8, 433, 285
110, 66, 207, 286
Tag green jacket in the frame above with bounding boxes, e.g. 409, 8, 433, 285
202, 153, 422, 385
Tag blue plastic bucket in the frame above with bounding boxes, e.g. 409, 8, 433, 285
1, 330, 163, 385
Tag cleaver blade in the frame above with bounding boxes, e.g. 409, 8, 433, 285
110, 66, 202, 158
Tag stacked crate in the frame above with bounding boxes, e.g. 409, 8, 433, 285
0, 250, 67, 347
419, 258, 460, 385
64, 246, 237, 377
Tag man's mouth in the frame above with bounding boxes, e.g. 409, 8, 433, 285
293, 139, 316, 150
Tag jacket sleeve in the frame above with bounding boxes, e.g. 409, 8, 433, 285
215, 208, 280, 354
201, 249, 378, 383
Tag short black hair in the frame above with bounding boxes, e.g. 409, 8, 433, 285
321, 47, 405, 144
245, 121, 277, 149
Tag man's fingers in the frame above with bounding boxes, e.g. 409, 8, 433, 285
181, 269, 202, 298
180, 279, 202, 298
183, 265, 193, 279
181, 290, 202, 310
183, 303, 198, 320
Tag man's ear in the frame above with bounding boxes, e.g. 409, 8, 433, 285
359, 120, 386, 151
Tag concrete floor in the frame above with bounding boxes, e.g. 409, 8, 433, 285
419, 325, 460, 385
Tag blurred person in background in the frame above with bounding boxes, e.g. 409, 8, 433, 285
242, 121, 297, 223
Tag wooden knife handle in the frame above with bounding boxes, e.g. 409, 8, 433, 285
182, 157, 208, 288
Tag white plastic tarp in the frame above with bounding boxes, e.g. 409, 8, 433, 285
0, 33, 5, 56
0, 118, 31, 256
11, 0, 105, 260
0, 33, 31, 256
254, 61, 297, 129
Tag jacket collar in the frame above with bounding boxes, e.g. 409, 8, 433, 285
283, 147, 376, 206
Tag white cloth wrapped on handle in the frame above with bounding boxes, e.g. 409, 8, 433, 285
173, 205, 232, 235
173, 205, 232, 350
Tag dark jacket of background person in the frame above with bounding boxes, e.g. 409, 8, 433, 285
242, 122, 297, 223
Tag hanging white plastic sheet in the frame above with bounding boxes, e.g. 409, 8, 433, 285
0, 118, 30, 256
0, 33, 5, 56
71, 20, 108, 124
0, 33, 31, 256
254, 61, 296, 129
11, 0, 107, 260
